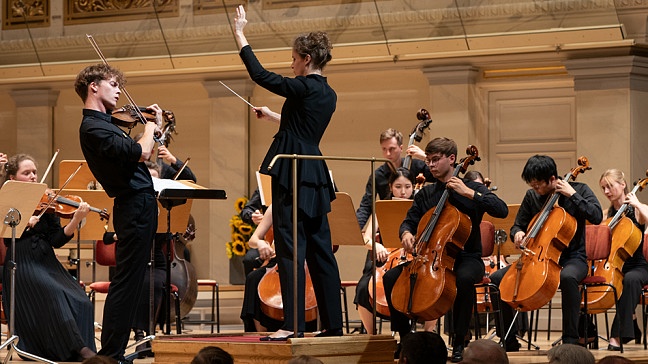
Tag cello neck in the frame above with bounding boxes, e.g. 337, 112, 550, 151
608, 184, 641, 229
416, 163, 463, 244
525, 171, 574, 241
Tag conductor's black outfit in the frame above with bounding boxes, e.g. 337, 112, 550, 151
80, 109, 158, 361
239, 45, 343, 333
383, 179, 507, 348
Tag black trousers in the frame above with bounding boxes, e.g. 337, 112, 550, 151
272, 183, 342, 332
611, 266, 648, 339
383, 255, 483, 345
98, 192, 157, 360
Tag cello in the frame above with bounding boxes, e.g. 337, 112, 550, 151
256, 225, 318, 322
500, 156, 592, 312
390, 145, 480, 321
584, 172, 648, 313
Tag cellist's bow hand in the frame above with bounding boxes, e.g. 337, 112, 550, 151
257, 240, 275, 261
401, 231, 415, 254
446, 176, 474, 199
375, 244, 389, 263
513, 231, 525, 249
555, 178, 576, 197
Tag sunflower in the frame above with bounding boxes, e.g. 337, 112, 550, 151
234, 197, 248, 213
226, 195, 258, 260
232, 240, 247, 256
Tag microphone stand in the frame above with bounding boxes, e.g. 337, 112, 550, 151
0, 208, 56, 364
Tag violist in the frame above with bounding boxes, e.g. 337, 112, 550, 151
489, 155, 602, 350
599, 169, 648, 350
382, 137, 508, 363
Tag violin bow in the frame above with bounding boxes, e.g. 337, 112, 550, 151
37, 163, 83, 219
172, 157, 191, 181
86, 35, 151, 127
39, 148, 60, 184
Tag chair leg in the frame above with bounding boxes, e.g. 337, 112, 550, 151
643, 292, 647, 350
473, 287, 481, 339
173, 291, 181, 334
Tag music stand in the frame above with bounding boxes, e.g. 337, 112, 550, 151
375, 200, 412, 249
58, 189, 113, 285
59, 160, 99, 190
155, 179, 226, 335
0, 181, 54, 364
329, 192, 365, 247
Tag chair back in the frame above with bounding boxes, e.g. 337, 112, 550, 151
95, 240, 116, 267
585, 224, 612, 261
480, 220, 495, 257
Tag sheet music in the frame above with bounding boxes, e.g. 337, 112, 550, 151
152, 177, 193, 193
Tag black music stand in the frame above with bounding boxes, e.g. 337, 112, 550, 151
155, 180, 226, 335
0, 181, 53, 363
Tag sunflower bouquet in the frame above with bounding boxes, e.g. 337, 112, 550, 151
226, 196, 256, 259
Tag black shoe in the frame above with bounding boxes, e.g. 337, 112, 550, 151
394, 343, 401, 360
451, 345, 464, 363
117, 360, 133, 364
608, 344, 621, 351
135, 342, 151, 359
315, 328, 343, 337
505, 340, 521, 352
635, 318, 642, 344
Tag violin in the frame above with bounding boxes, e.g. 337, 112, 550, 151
500, 156, 591, 312
391, 145, 480, 321
584, 172, 648, 313
35, 191, 110, 220
111, 105, 176, 131
402, 109, 433, 170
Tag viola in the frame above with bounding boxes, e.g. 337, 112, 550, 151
584, 173, 648, 313
35, 192, 110, 220
391, 145, 480, 321
500, 156, 591, 312
402, 108, 433, 170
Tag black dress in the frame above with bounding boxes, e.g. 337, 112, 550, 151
2, 213, 95, 362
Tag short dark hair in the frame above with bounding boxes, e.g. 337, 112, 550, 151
464, 170, 484, 184
425, 137, 457, 159
521, 155, 558, 184
74, 64, 125, 102
190, 346, 233, 364
399, 332, 448, 364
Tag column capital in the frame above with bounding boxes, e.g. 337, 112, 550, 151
10, 89, 59, 107
422, 65, 479, 86
202, 79, 255, 99
564, 55, 648, 91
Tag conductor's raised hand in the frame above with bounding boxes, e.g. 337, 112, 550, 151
235, 5, 247, 32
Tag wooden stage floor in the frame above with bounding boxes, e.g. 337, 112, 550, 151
150, 331, 648, 364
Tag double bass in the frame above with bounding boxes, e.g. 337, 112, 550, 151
584, 172, 648, 313
391, 145, 480, 321
500, 156, 592, 312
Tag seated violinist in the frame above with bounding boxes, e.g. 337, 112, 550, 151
240, 205, 317, 333
489, 155, 602, 350
382, 137, 508, 363
1, 154, 96, 361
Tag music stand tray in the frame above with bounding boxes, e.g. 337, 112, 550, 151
375, 200, 412, 249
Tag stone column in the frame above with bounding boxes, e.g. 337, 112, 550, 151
9, 89, 59, 185
422, 66, 481, 159
564, 55, 648, 190
202, 79, 255, 284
